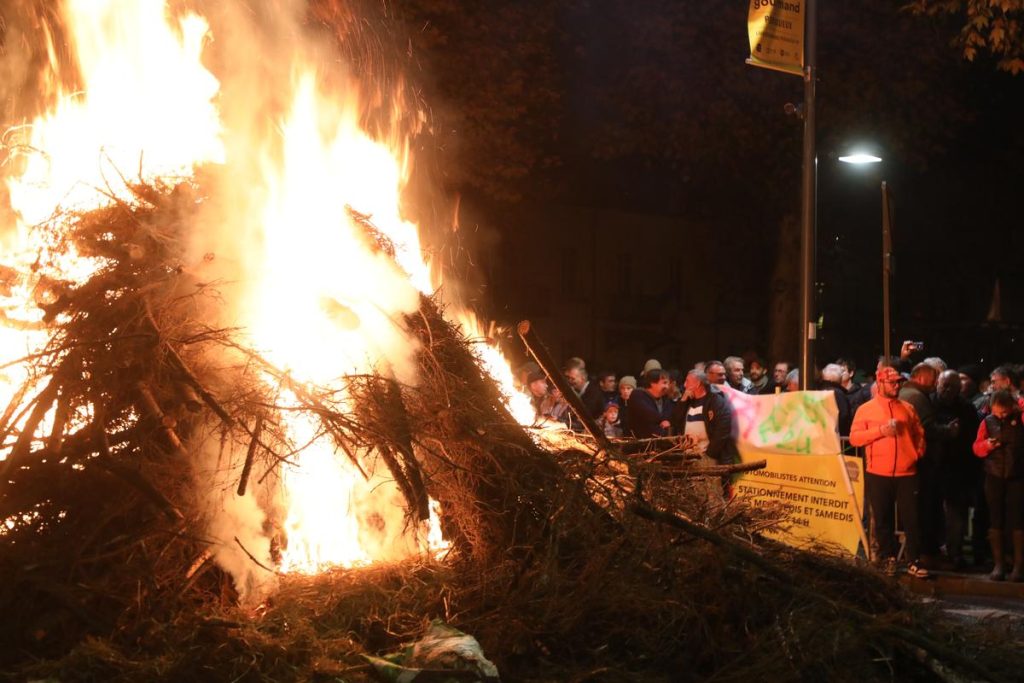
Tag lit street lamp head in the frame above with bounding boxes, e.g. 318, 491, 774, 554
838, 153, 882, 164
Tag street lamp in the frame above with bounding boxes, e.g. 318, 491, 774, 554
839, 152, 893, 362
838, 153, 881, 165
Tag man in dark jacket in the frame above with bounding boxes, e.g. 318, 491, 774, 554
564, 363, 606, 428
932, 369, 982, 569
899, 362, 949, 563
748, 358, 771, 395
819, 363, 853, 437
627, 369, 673, 438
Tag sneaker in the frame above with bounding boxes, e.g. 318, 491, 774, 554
907, 562, 930, 579
883, 557, 898, 577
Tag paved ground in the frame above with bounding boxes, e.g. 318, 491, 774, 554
935, 594, 1024, 621
898, 566, 1024, 625
902, 567, 1024, 602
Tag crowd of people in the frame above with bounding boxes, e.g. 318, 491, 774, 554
514, 342, 1024, 582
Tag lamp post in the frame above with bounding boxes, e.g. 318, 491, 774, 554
838, 153, 892, 361
799, 0, 817, 390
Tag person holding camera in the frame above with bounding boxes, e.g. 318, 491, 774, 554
973, 390, 1024, 581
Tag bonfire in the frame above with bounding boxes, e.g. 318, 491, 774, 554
2, 2, 1023, 681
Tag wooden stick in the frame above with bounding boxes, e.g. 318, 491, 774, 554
236, 416, 263, 497
135, 381, 183, 450
233, 536, 278, 574
640, 459, 768, 478
179, 548, 214, 598
185, 548, 214, 580
617, 435, 690, 455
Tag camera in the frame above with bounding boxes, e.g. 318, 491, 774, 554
908, 341, 925, 352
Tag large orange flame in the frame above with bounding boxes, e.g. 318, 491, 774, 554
0, 0, 540, 580
1, 0, 224, 465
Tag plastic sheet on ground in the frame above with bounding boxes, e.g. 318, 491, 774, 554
364, 620, 499, 682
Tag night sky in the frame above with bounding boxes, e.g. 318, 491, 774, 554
392, 0, 1024, 376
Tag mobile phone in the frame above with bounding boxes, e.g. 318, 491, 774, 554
909, 341, 925, 352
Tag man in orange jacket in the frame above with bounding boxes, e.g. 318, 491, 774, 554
849, 366, 928, 578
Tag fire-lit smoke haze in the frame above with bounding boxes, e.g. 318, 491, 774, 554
0, 0, 527, 589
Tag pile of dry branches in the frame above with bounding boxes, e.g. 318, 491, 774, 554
3, 181, 1024, 682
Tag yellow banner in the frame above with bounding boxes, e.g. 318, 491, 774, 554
721, 386, 841, 455
747, 0, 805, 76
736, 448, 865, 555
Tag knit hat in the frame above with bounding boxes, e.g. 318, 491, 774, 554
619, 375, 638, 389
642, 358, 662, 374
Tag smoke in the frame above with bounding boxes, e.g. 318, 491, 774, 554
192, 431, 279, 603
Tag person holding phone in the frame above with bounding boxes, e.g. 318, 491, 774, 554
973, 390, 1024, 581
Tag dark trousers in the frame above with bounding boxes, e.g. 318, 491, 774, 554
984, 475, 1024, 531
867, 472, 920, 562
917, 457, 945, 555
943, 489, 970, 561
971, 471, 991, 563
943, 468, 975, 562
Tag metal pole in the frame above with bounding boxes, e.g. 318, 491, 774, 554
881, 181, 892, 362
799, 0, 817, 390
